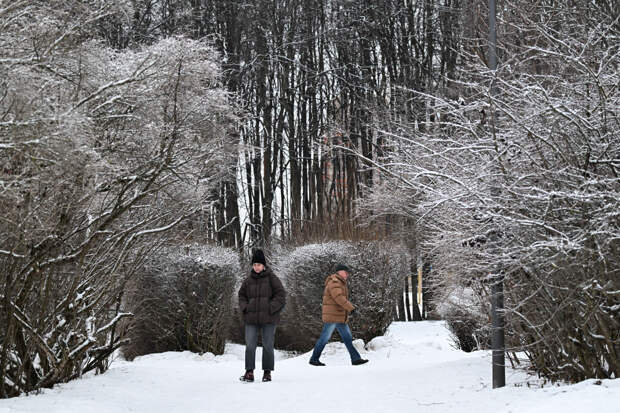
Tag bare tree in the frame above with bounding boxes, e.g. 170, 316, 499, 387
0, 1, 239, 397
356, 0, 619, 382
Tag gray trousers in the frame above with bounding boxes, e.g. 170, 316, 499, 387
245, 323, 276, 371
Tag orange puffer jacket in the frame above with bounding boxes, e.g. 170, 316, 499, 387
321, 273, 354, 323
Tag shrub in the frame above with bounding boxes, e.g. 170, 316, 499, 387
123, 244, 240, 360
507, 263, 619, 382
435, 286, 491, 352
274, 241, 410, 351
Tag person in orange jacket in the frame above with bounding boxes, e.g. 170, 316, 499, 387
309, 264, 368, 366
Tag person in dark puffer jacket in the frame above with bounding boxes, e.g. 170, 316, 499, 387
238, 249, 286, 382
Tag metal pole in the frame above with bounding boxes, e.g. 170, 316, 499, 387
489, 0, 505, 389
489, 0, 497, 72
491, 275, 505, 388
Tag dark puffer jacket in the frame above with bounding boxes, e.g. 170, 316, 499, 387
238, 268, 286, 325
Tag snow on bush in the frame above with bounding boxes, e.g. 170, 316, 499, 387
358, 1, 619, 383
273, 241, 410, 351
0, 1, 238, 398
123, 244, 240, 360
435, 287, 490, 352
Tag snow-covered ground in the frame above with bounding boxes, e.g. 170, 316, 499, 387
1, 321, 617, 413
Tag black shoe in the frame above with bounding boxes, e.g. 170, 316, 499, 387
309, 360, 326, 366
262, 371, 272, 382
240, 370, 254, 382
352, 359, 369, 366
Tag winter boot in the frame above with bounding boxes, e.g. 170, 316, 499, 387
240, 370, 254, 382
352, 359, 369, 366
262, 371, 272, 382
309, 360, 326, 366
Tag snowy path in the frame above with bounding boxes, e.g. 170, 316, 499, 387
1, 321, 618, 413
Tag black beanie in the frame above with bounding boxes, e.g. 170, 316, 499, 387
251, 249, 266, 266
335, 264, 351, 273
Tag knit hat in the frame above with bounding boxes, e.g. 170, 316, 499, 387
251, 249, 266, 266
334, 263, 351, 273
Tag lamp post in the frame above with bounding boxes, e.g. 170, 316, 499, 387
489, 0, 506, 389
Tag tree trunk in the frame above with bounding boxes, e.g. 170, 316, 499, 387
404, 276, 412, 322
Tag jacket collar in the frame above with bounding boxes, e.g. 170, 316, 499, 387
251, 268, 270, 279
332, 273, 347, 283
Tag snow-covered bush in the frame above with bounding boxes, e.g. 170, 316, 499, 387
435, 287, 490, 352
273, 241, 409, 351
123, 245, 240, 360
358, 0, 619, 383
0, 2, 239, 398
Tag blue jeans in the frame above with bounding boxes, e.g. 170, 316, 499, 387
310, 323, 361, 363
245, 323, 276, 371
